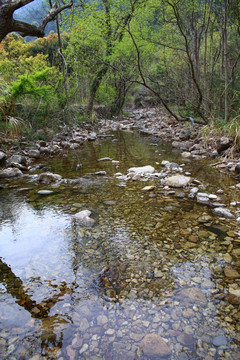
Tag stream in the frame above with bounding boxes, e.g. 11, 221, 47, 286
0, 130, 240, 359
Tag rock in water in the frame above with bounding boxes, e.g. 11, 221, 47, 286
38, 172, 62, 184
140, 334, 171, 357
37, 190, 54, 195
127, 165, 155, 180
73, 210, 95, 225
164, 175, 191, 188
0, 168, 23, 178
212, 207, 235, 219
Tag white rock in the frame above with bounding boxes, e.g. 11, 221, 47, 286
0, 151, 6, 161
98, 157, 112, 161
164, 175, 191, 188
209, 194, 218, 200
0, 168, 22, 178
38, 172, 62, 183
142, 185, 155, 191
128, 165, 155, 177
73, 210, 95, 225
79, 344, 88, 354
212, 207, 235, 219
161, 160, 170, 166
181, 152, 191, 158
37, 190, 54, 195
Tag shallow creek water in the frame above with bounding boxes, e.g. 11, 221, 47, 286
0, 131, 240, 360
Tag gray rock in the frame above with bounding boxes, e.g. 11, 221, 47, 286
179, 129, 191, 140
188, 187, 198, 199
210, 150, 218, 158
88, 132, 97, 141
213, 335, 227, 346
164, 162, 182, 171
217, 137, 232, 153
28, 149, 41, 159
179, 287, 207, 305
0, 167, 23, 178
172, 141, 189, 151
0, 151, 6, 162
212, 207, 235, 219
6, 154, 26, 166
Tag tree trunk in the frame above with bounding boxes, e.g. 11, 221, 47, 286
224, 0, 229, 121
86, 64, 109, 115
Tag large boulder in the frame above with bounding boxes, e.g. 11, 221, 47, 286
0, 167, 23, 178
38, 172, 62, 184
164, 175, 191, 188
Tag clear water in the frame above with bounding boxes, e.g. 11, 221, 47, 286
0, 131, 240, 359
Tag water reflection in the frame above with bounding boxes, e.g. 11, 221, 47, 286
0, 131, 240, 359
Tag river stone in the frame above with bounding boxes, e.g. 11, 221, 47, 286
179, 287, 207, 305
164, 175, 191, 188
181, 152, 191, 158
232, 248, 240, 257
142, 185, 155, 191
79, 318, 89, 331
88, 132, 97, 141
73, 210, 95, 225
38, 172, 62, 184
177, 333, 195, 346
212, 207, 235, 219
227, 286, 240, 304
212, 335, 227, 346
224, 265, 240, 279
6, 154, 26, 166
217, 137, 232, 153
98, 157, 112, 161
0, 151, 6, 161
0, 167, 22, 178
37, 190, 54, 195
140, 334, 171, 357
128, 165, 155, 178
28, 149, 41, 158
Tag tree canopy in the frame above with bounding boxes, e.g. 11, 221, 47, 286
0, 0, 240, 137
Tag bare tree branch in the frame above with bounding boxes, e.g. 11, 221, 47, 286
0, 0, 73, 42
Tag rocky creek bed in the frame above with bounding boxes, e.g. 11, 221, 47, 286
0, 110, 240, 359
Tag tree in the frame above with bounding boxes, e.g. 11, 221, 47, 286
0, 0, 73, 43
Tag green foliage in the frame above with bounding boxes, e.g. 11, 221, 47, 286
10, 70, 52, 99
